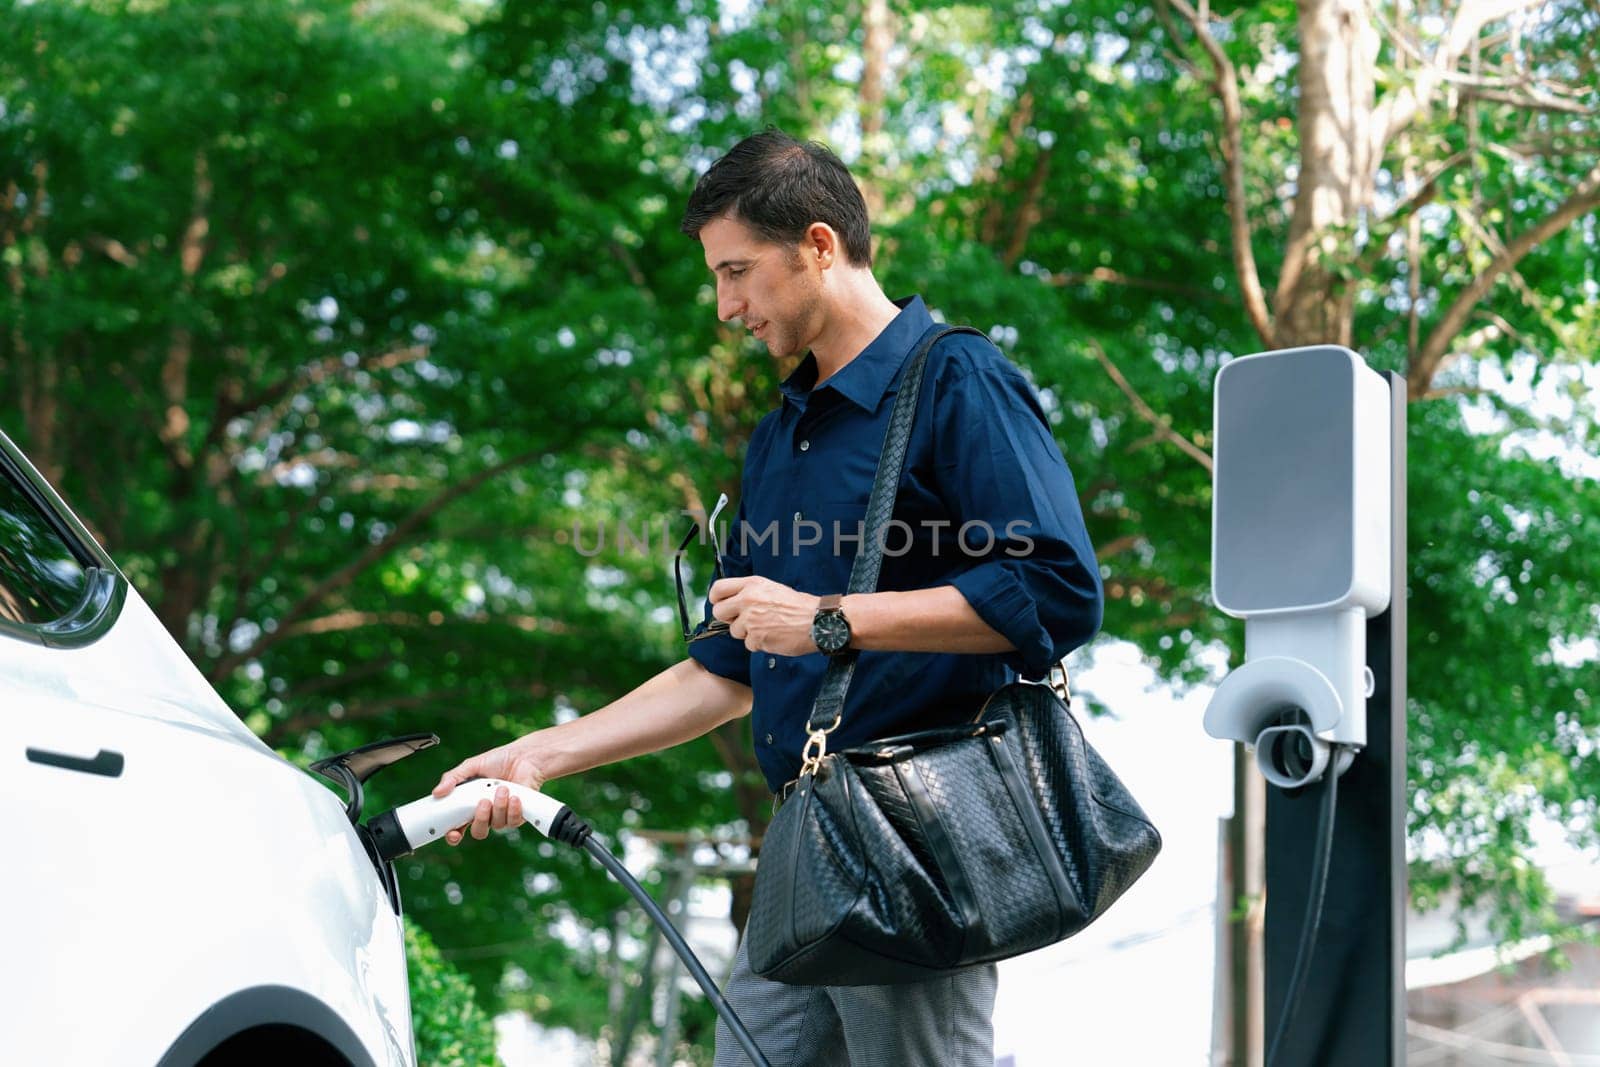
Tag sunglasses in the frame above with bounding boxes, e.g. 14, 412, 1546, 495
675, 492, 731, 643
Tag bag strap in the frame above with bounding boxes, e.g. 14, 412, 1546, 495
802, 322, 990, 747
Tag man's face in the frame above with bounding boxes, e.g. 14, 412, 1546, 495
700, 214, 823, 361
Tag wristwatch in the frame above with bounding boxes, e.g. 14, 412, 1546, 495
811, 594, 852, 656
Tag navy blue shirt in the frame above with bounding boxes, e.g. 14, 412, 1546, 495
688, 296, 1103, 792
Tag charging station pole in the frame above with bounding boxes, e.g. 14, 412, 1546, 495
1263, 371, 1407, 1065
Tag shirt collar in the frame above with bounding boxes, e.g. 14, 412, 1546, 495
779, 295, 934, 414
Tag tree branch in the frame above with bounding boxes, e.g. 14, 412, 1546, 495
179, 149, 212, 279
112, 361, 191, 476
1153, 0, 1204, 79
277, 609, 569, 639
1377, 150, 1469, 227
207, 446, 547, 679
280, 656, 397, 702
979, 90, 1035, 246
7, 163, 62, 481
1371, 0, 1548, 157
1411, 161, 1600, 394
236, 345, 431, 445
706, 719, 772, 842
19, 160, 47, 236
1163, 0, 1276, 348
1087, 339, 1215, 473
1095, 533, 1145, 561
1038, 265, 1215, 300
1460, 85, 1599, 115
209, 487, 325, 662
257, 447, 360, 486
1415, 384, 1490, 401
158, 150, 214, 475
262, 682, 549, 748
343, 473, 429, 492
1373, 0, 1592, 118
1405, 154, 1424, 363
1002, 147, 1053, 269
85, 233, 140, 267
607, 241, 649, 290
1104, 575, 1185, 606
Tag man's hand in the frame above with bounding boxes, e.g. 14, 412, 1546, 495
710, 575, 821, 655
430, 736, 552, 847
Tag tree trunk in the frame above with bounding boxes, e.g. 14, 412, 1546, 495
1220, 3, 1378, 1062
17, 355, 62, 486
1226, 749, 1266, 1067
1273, 0, 1379, 348
857, 0, 893, 220
708, 718, 769, 934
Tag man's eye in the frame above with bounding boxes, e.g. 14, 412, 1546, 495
728, 269, 746, 279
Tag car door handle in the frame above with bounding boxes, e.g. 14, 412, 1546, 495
26, 746, 125, 778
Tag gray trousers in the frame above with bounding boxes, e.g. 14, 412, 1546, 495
711, 927, 998, 1067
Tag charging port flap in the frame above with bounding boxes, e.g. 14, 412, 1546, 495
310, 733, 440, 824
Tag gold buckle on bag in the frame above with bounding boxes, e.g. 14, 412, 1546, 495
1049, 663, 1072, 706
799, 713, 842, 777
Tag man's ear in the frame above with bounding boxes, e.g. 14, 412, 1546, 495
802, 222, 839, 269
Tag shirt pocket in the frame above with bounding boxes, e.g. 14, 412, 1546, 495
786, 492, 870, 588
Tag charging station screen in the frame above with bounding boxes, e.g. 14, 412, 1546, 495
1214, 349, 1355, 612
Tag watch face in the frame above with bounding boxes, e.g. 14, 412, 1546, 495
814, 612, 850, 653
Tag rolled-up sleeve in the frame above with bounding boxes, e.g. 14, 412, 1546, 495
686, 495, 755, 687
935, 357, 1103, 679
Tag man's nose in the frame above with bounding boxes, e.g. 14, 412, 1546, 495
716, 284, 743, 323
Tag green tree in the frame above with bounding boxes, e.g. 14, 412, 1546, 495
406, 916, 503, 1067
4, 1, 1598, 1063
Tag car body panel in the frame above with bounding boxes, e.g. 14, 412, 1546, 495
0, 431, 413, 1065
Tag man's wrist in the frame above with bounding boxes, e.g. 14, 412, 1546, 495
811, 592, 853, 655
511, 735, 557, 787
839, 592, 869, 649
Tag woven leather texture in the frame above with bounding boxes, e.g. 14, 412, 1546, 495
748, 681, 1162, 985
1005, 682, 1162, 912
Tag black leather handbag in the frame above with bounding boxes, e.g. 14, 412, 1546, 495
746, 324, 1162, 986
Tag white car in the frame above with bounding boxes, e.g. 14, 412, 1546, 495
0, 428, 421, 1066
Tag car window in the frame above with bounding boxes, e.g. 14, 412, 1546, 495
0, 466, 89, 626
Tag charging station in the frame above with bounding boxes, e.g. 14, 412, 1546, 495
1206, 346, 1407, 1065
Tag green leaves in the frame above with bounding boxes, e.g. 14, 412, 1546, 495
4, 0, 1598, 1053
405, 916, 503, 1067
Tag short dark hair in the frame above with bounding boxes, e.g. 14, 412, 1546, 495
680, 127, 874, 267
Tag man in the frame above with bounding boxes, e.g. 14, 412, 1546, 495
432, 127, 1103, 1065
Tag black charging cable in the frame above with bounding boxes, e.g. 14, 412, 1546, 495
1265, 749, 1343, 1067
549, 809, 773, 1067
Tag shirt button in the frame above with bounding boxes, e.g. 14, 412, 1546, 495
793, 511, 803, 522
800, 439, 810, 452
767, 656, 777, 669
764, 734, 774, 745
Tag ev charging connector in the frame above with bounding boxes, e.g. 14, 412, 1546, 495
1203, 345, 1392, 788
366, 779, 773, 1067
